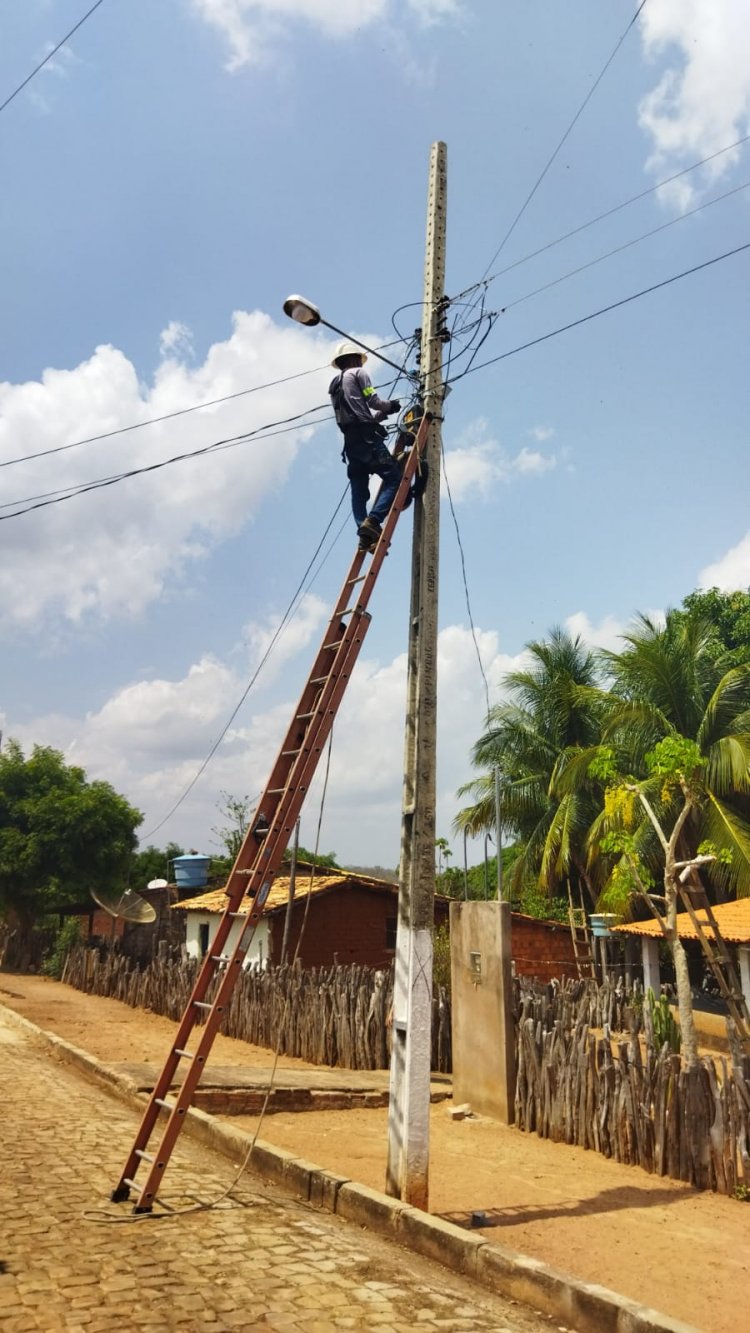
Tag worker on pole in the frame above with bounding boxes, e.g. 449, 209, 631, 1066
329, 342, 401, 552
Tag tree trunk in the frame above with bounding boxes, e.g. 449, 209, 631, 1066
666, 881, 699, 1068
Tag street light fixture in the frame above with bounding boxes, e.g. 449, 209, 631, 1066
283, 293, 419, 382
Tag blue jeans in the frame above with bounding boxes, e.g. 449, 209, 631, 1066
344, 433, 401, 528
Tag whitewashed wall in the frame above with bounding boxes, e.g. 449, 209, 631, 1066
184, 913, 270, 969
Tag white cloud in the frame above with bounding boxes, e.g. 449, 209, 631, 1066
0, 311, 337, 634
638, 0, 750, 206
564, 611, 627, 654
1, 619, 521, 866
187, 0, 461, 69
441, 420, 558, 501
529, 425, 555, 442
698, 531, 750, 591
159, 320, 194, 359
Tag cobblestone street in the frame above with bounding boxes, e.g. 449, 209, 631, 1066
0, 1012, 549, 1332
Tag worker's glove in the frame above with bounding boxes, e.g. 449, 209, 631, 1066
387, 399, 401, 415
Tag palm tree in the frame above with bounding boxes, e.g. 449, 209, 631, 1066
593, 611, 750, 901
454, 628, 605, 906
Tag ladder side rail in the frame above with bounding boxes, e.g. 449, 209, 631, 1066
676, 886, 750, 1045
129, 612, 375, 1211
222, 417, 430, 899
115, 418, 430, 1206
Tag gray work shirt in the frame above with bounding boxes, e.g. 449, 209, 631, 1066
329, 367, 391, 431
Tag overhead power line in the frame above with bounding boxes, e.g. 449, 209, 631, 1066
451, 130, 750, 306
478, 0, 650, 280
447, 240, 750, 386
140, 488, 350, 841
0, 337, 408, 472
499, 179, 750, 314
0, 0, 108, 116
0, 404, 333, 521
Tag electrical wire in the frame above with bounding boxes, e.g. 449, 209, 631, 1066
440, 441, 491, 720
455, 0, 650, 337
0, 405, 334, 520
446, 239, 750, 387
0, 0, 108, 116
139, 490, 349, 843
0, 338, 409, 472
84, 730, 337, 1225
497, 178, 750, 315
481, 0, 650, 280
451, 130, 750, 307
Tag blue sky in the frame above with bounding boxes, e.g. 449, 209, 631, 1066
1, 0, 749, 870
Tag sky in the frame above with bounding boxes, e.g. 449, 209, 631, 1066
1, 0, 749, 874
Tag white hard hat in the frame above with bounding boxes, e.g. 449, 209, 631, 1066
332, 340, 367, 368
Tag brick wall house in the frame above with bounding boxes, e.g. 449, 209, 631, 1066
510, 912, 580, 983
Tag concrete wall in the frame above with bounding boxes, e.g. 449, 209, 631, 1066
449, 900, 515, 1124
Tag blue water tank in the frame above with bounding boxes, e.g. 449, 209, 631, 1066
173, 854, 211, 891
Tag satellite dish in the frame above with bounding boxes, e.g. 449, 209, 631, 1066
147, 878, 169, 890
90, 886, 157, 924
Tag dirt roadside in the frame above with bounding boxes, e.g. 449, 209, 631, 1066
3, 972, 748, 1333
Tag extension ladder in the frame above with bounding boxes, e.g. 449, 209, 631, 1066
112, 415, 430, 1212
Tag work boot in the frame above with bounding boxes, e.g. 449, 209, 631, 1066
357, 516, 381, 551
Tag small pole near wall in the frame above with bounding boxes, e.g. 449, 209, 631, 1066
494, 767, 503, 901
463, 828, 469, 900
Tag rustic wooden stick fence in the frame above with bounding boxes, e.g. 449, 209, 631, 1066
60, 947, 750, 1193
61, 945, 452, 1073
514, 980, 750, 1195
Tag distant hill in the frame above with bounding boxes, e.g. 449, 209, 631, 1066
345, 864, 399, 884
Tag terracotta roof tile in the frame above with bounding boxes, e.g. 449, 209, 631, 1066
612, 896, 750, 944
173, 869, 397, 917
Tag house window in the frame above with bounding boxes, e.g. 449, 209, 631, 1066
198, 922, 210, 957
385, 916, 397, 951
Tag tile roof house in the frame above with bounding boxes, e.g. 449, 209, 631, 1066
612, 898, 750, 1010
174, 865, 450, 970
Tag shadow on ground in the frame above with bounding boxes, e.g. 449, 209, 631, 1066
442, 1183, 687, 1230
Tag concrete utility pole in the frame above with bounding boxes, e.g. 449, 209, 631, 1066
386, 141, 447, 1209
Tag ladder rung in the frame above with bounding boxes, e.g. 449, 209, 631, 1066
282, 748, 301, 756
325, 639, 345, 649
135, 1149, 155, 1163
228, 911, 247, 918
155, 1098, 174, 1111
210, 955, 229, 964
123, 1178, 139, 1191
310, 676, 329, 686
347, 574, 366, 584
267, 787, 285, 794
193, 1001, 212, 1010
297, 711, 315, 720
174, 1048, 193, 1060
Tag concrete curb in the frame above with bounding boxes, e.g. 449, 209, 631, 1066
1, 1001, 699, 1333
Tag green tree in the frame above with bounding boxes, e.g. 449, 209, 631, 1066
128, 842, 184, 889
674, 587, 750, 670
455, 628, 604, 907
593, 611, 750, 899
592, 737, 732, 1067
0, 741, 142, 933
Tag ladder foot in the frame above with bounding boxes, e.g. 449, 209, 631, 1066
110, 1183, 131, 1203
133, 1202, 153, 1215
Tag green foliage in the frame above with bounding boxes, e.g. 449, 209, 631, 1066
212, 791, 254, 862
0, 740, 142, 929
646, 987, 681, 1054
128, 842, 184, 889
287, 845, 338, 868
675, 588, 750, 671
41, 917, 81, 979
644, 736, 704, 780
433, 923, 451, 992
515, 883, 569, 922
